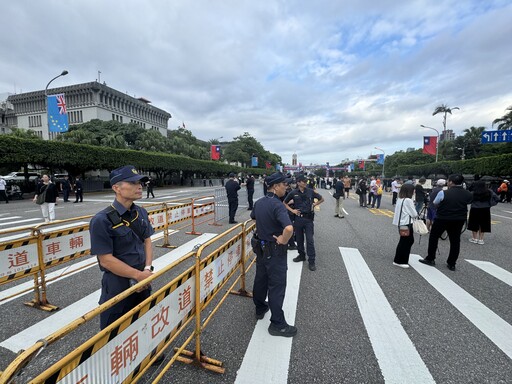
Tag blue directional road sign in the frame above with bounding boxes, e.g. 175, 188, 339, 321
481, 129, 512, 144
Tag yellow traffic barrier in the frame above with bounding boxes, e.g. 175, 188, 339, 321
0, 220, 257, 383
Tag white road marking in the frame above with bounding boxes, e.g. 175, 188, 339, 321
342, 208, 348, 216
0, 216, 22, 221
0, 218, 41, 226
491, 213, 512, 220
410, 254, 512, 359
465, 260, 512, 287
0, 229, 174, 304
0, 233, 217, 353
24, 210, 41, 213
341, 248, 435, 384
235, 251, 303, 384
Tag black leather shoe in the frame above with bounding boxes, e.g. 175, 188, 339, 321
293, 255, 306, 262
308, 263, 316, 271
419, 258, 435, 266
255, 305, 270, 320
268, 324, 297, 337
229, 220, 238, 224
447, 264, 456, 271
334, 214, 339, 217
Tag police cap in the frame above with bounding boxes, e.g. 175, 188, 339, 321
295, 174, 307, 183
265, 172, 290, 187
110, 165, 149, 186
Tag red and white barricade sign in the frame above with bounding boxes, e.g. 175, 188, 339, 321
0, 239, 39, 280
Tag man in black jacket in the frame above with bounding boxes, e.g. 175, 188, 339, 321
225, 173, 241, 223
419, 174, 473, 271
246, 174, 255, 210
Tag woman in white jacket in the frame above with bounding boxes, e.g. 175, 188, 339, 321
392, 183, 418, 268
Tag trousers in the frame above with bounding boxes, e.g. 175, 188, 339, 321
294, 216, 316, 263
228, 197, 238, 222
41, 202, 55, 222
394, 224, 414, 264
426, 218, 466, 266
253, 244, 288, 327
247, 189, 254, 209
335, 197, 343, 216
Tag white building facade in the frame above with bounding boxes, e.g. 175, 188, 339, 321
5, 81, 171, 139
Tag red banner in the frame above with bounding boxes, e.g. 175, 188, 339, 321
422, 136, 437, 155
211, 145, 221, 160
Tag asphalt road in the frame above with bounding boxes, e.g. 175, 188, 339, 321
0, 186, 511, 383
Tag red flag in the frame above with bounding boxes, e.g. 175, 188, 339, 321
211, 145, 221, 160
358, 160, 365, 169
423, 136, 437, 155
265, 161, 271, 169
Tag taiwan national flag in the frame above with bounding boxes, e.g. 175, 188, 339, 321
211, 145, 221, 160
358, 160, 365, 169
47, 94, 69, 132
265, 161, 272, 169
423, 136, 437, 155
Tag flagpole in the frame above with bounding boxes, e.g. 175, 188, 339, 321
420, 125, 439, 162
45, 70, 68, 139
374, 147, 385, 178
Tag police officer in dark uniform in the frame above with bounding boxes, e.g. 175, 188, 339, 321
246, 174, 255, 210
281, 176, 297, 250
284, 174, 324, 271
90, 165, 155, 329
250, 172, 297, 337
225, 172, 241, 223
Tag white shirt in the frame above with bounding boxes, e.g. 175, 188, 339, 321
393, 198, 417, 226
391, 180, 401, 193
0, 179, 6, 191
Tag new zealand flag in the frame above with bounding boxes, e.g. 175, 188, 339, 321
47, 94, 69, 132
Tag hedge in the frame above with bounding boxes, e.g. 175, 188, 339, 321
0, 136, 261, 176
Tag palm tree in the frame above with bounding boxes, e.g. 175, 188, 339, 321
433, 104, 460, 136
492, 106, 512, 130
462, 126, 485, 158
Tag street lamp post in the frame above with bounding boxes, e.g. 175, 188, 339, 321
374, 146, 385, 178
45, 70, 69, 139
45, 70, 68, 96
420, 125, 439, 162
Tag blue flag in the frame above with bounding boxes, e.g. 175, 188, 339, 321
376, 154, 384, 165
47, 94, 69, 132
251, 155, 258, 167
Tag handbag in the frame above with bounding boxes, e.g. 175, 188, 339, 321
333, 192, 340, 199
36, 185, 47, 205
412, 219, 429, 235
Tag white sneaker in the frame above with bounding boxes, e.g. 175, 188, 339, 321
477, 240, 485, 245
393, 262, 410, 269
469, 238, 478, 244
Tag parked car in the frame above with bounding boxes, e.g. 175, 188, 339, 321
1, 171, 40, 181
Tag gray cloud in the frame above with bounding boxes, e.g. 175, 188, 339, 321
1, 0, 511, 166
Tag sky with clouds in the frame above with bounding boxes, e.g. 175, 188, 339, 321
1, 0, 511, 166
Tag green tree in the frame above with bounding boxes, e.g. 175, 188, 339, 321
433, 104, 459, 133
492, 106, 512, 130
462, 126, 485, 159
385, 149, 434, 177
7, 127, 43, 140
56, 129, 99, 145
101, 133, 127, 149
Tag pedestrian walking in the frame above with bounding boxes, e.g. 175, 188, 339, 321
284, 174, 324, 271
33, 174, 58, 222
250, 172, 297, 337
468, 180, 499, 245
89, 165, 154, 330
0, 177, 8, 204
73, 176, 83, 203
334, 178, 345, 218
419, 174, 473, 271
225, 172, 241, 223
392, 184, 417, 268
343, 176, 351, 199
146, 177, 155, 198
